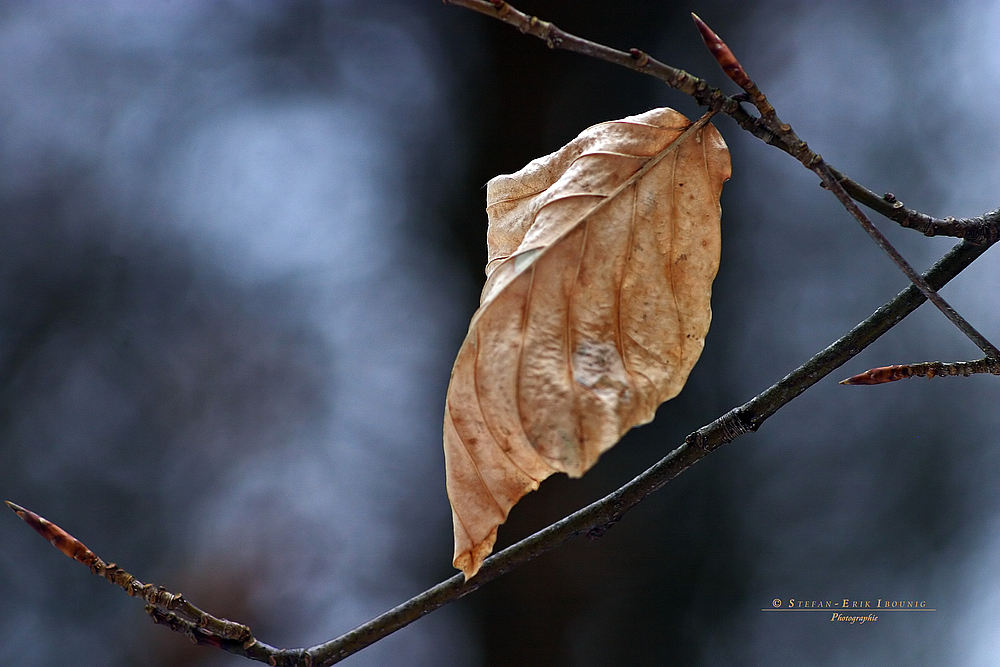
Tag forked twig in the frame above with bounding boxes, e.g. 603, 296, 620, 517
445, 1, 1000, 245
452, 0, 1000, 242
689, 14, 1000, 360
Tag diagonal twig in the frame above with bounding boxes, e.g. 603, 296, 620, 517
12, 239, 991, 665
821, 172, 999, 357
444, 0, 775, 143
266, 238, 996, 664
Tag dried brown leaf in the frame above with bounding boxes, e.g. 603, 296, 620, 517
444, 108, 731, 579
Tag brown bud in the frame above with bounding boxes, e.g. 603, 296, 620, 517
5, 501, 97, 567
691, 13, 753, 90
839, 364, 911, 385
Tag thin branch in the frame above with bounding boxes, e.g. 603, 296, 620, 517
4, 501, 310, 667
443, 0, 775, 143
689, 14, 1000, 360
840, 357, 1000, 385
11, 239, 992, 665
832, 180, 1000, 245
445, 0, 1000, 248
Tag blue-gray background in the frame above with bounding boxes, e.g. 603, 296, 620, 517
2, 1, 999, 665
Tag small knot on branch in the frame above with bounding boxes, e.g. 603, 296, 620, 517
629, 48, 649, 67
716, 409, 752, 444
961, 219, 1000, 245
686, 408, 752, 451
684, 430, 705, 450
267, 649, 314, 667
587, 515, 621, 540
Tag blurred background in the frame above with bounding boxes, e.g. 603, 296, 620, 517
1, 1, 1000, 665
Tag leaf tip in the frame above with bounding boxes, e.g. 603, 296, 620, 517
454, 526, 498, 581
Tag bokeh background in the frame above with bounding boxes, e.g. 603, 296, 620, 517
2, 1, 1000, 665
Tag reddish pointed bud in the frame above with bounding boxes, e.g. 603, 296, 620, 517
6, 501, 97, 567
691, 13, 753, 90
839, 365, 911, 385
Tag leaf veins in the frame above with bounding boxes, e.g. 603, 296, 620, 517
444, 108, 731, 579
